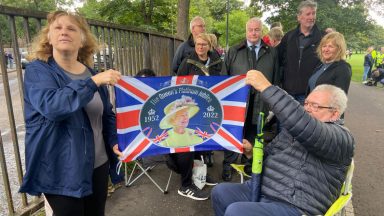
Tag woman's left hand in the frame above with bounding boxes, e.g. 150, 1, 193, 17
113, 144, 123, 158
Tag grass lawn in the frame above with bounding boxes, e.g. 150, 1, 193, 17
346, 53, 364, 82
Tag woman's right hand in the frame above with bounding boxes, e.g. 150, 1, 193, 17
91, 69, 122, 86
113, 144, 123, 158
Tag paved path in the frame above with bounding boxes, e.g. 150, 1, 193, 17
345, 82, 384, 216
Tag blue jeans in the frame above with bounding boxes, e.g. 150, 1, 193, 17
362, 66, 371, 81
211, 181, 301, 216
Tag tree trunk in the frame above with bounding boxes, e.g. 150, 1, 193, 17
176, 0, 190, 41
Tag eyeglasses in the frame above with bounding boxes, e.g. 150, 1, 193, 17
194, 24, 205, 28
196, 43, 209, 48
304, 101, 335, 112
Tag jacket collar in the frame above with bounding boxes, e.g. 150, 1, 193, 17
234, 39, 271, 52
187, 34, 195, 47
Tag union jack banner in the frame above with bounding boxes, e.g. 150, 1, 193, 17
115, 75, 250, 162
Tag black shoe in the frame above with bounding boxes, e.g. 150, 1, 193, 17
205, 175, 218, 186
222, 168, 232, 182
178, 184, 209, 200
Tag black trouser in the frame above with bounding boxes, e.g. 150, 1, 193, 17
45, 161, 109, 216
168, 152, 194, 187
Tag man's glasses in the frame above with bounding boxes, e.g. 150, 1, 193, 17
304, 101, 335, 112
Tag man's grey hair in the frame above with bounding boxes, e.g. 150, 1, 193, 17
246, 17, 263, 29
190, 16, 205, 31
297, 0, 318, 15
312, 84, 348, 114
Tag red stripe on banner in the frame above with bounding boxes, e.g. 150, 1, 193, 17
174, 147, 191, 153
175, 75, 194, 85
211, 75, 245, 94
217, 128, 243, 152
118, 79, 149, 101
123, 138, 151, 162
223, 105, 246, 122
116, 110, 140, 129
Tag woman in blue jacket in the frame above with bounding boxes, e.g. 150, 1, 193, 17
19, 11, 121, 216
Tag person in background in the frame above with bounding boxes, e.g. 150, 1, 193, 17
178, 33, 222, 76
136, 68, 156, 77
362, 46, 374, 84
212, 70, 355, 216
307, 31, 351, 95
222, 17, 279, 181
374, 47, 384, 69
172, 16, 206, 74
262, 22, 282, 46
325, 27, 336, 34
3, 51, 9, 69
371, 67, 384, 86
208, 33, 224, 57
278, 0, 323, 104
19, 11, 121, 216
267, 27, 284, 47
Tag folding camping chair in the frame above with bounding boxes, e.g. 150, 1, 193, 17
125, 155, 173, 194
325, 159, 355, 216
231, 164, 251, 183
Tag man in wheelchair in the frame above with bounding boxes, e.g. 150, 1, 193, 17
211, 70, 355, 216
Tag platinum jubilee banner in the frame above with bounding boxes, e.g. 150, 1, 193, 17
115, 75, 249, 162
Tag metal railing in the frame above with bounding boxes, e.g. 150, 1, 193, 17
0, 5, 182, 215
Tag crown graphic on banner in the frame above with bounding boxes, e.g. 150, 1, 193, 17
207, 105, 215, 112
148, 109, 156, 115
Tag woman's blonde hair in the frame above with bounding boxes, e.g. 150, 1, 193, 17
317, 32, 346, 63
195, 33, 212, 50
207, 33, 218, 50
29, 11, 99, 67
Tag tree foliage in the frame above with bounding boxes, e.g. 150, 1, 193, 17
254, 0, 383, 51
79, 0, 178, 33
0, 0, 74, 46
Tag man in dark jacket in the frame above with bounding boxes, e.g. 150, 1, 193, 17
278, 0, 323, 104
221, 17, 279, 181
212, 70, 355, 216
172, 16, 206, 74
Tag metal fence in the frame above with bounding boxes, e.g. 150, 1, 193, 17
0, 5, 182, 215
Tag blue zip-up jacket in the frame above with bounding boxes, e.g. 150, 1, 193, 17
19, 58, 117, 198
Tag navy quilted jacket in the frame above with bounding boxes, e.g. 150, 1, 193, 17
260, 86, 355, 215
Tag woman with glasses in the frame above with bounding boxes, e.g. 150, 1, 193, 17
177, 33, 222, 76
307, 32, 352, 95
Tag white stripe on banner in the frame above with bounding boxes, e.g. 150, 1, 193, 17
126, 77, 158, 96
117, 126, 141, 134
122, 133, 152, 161
211, 127, 242, 153
222, 120, 244, 127
211, 78, 245, 100
116, 104, 142, 113
171, 76, 178, 86
221, 100, 247, 108
192, 75, 199, 85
